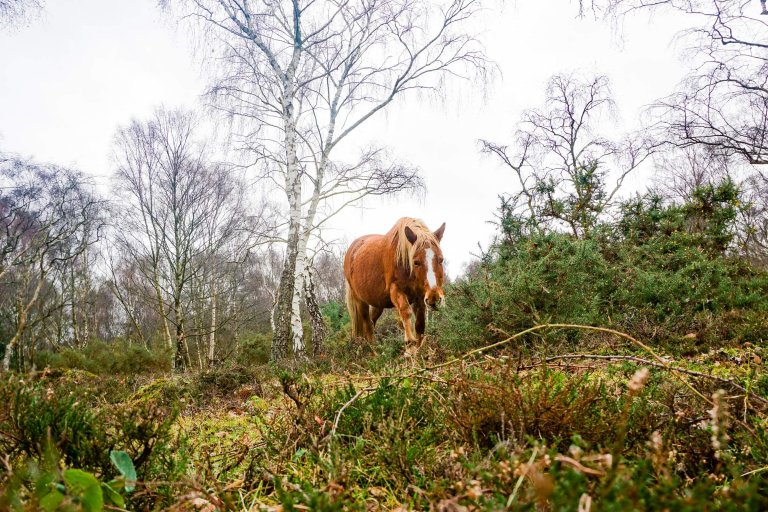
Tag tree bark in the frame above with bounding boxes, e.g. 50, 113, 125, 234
207, 277, 217, 367
272, 221, 299, 361
290, 234, 309, 358
2, 267, 45, 372
174, 313, 190, 371
304, 267, 325, 357
271, 66, 302, 362
152, 266, 173, 350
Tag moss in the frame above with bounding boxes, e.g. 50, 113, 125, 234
128, 376, 192, 409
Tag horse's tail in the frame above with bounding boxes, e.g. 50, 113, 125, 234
346, 281, 361, 338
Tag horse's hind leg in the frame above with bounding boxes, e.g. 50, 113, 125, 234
357, 301, 375, 342
347, 286, 375, 341
370, 306, 384, 327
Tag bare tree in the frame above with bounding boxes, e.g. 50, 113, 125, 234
111, 109, 267, 371
573, 1, 768, 265
0, 0, 43, 27
481, 73, 655, 238
581, 1, 767, 166
737, 171, 768, 266
197, 171, 271, 368
311, 247, 346, 304
653, 145, 734, 201
171, 0, 487, 361
0, 156, 101, 371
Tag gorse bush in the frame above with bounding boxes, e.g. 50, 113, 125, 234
234, 332, 272, 367
321, 300, 349, 334
438, 182, 768, 353
619, 179, 740, 254
34, 340, 171, 375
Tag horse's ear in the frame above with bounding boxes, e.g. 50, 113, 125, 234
404, 226, 418, 244
433, 222, 446, 242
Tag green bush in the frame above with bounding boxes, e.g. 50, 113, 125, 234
437, 185, 768, 354
34, 340, 171, 375
235, 332, 272, 367
0, 374, 178, 480
321, 300, 349, 334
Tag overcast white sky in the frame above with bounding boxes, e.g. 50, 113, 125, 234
0, 0, 691, 274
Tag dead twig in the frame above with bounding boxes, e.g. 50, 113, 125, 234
554, 454, 606, 477
330, 386, 375, 439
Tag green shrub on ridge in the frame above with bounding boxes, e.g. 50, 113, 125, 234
437, 184, 768, 353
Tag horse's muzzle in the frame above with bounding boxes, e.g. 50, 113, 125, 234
425, 294, 445, 311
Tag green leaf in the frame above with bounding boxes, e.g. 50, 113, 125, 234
39, 490, 65, 512
101, 481, 125, 508
34, 471, 57, 497
63, 469, 103, 512
110, 450, 137, 492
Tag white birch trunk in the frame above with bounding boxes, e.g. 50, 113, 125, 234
290, 234, 309, 356
81, 249, 90, 345
208, 277, 217, 367
269, 291, 277, 333
271, 92, 303, 359
152, 265, 173, 350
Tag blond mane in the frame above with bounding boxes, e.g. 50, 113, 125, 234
390, 217, 439, 274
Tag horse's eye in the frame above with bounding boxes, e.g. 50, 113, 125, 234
414, 261, 422, 266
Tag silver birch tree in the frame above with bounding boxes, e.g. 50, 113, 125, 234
112, 109, 266, 370
174, 0, 488, 361
0, 158, 101, 371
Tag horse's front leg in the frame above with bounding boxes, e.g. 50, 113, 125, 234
390, 287, 418, 344
413, 303, 426, 343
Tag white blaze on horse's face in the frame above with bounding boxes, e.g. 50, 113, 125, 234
425, 248, 437, 288
423, 246, 445, 310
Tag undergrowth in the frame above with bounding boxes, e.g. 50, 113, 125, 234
2, 183, 768, 509
2, 330, 767, 510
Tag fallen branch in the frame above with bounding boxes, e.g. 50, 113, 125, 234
330, 386, 374, 439
554, 454, 606, 477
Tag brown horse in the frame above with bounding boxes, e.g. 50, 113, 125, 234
344, 217, 446, 344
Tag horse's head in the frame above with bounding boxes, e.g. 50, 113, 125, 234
404, 222, 446, 310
